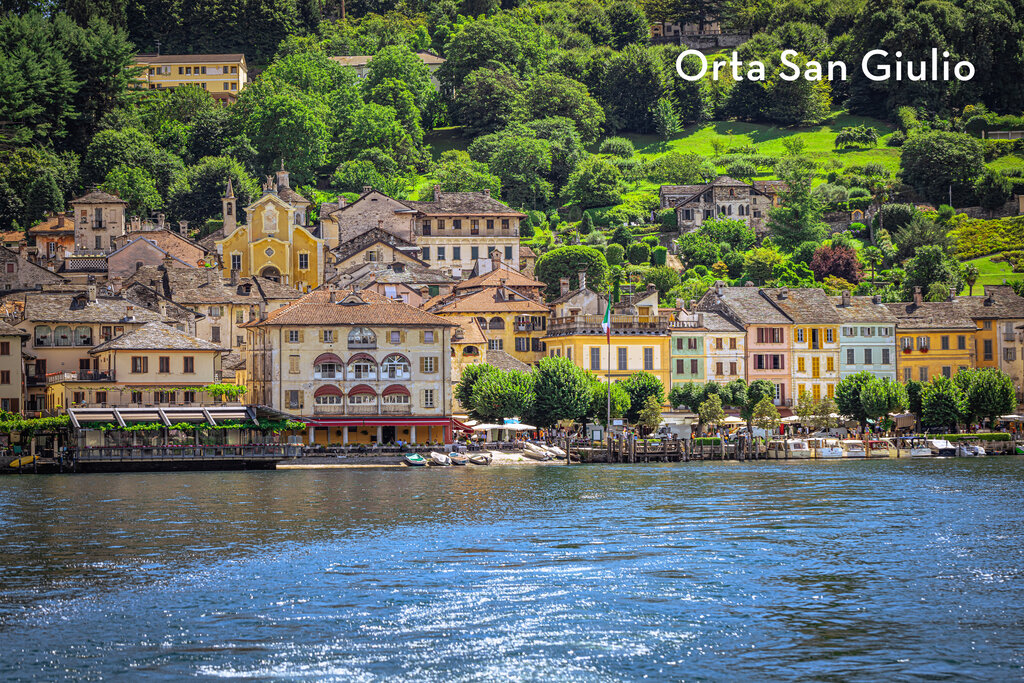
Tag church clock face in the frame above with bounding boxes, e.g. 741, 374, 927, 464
263, 207, 277, 234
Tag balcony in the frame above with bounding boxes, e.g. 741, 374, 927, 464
515, 323, 534, 332
347, 403, 378, 415
548, 314, 672, 335
347, 342, 376, 350
381, 403, 412, 415
314, 403, 344, 415
46, 370, 114, 384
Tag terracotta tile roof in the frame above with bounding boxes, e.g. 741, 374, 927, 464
0, 231, 25, 243
519, 245, 536, 259
454, 264, 545, 292
831, 296, 899, 323
90, 321, 226, 353
71, 189, 126, 205
248, 288, 457, 328
430, 288, 550, 315
447, 315, 487, 345
761, 288, 840, 324
277, 186, 311, 206
28, 215, 74, 235
136, 53, 246, 65
14, 292, 168, 324
402, 190, 525, 217
884, 301, 976, 330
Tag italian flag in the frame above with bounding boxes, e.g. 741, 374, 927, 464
602, 301, 611, 343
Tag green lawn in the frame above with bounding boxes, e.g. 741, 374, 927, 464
959, 254, 1024, 294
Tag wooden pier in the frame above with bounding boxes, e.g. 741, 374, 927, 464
66, 444, 303, 472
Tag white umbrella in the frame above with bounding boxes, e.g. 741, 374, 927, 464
722, 415, 744, 424
472, 423, 503, 431
781, 415, 802, 424
503, 423, 536, 431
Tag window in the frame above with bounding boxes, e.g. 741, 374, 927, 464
421, 357, 437, 373
437, 247, 446, 261
797, 357, 805, 373
0, 371, 9, 385
756, 327, 783, 344
348, 328, 375, 348
864, 348, 873, 365
515, 337, 528, 352
902, 337, 912, 351
286, 390, 302, 409
676, 359, 685, 374
382, 392, 410, 405
715, 338, 723, 350
716, 362, 724, 375
380, 354, 411, 380
131, 356, 148, 373
505, 246, 513, 261
424, 330, 435, 343
390, 331, 401, 344
983, 320, 993, 330
617, 347, 627, 370
0, 342, 8, 356
231, 254, 241, 271
796, 329, 804, 343
315, 393, 343, 406
1006, 348, 1017, 362
471, 246, 479, 260
484, 220, 492, 231
826, 328, 834, 343
690, 359, 698, 374
183, 357, 194, 373
223, 82, 230, 90
590, 347, 601, 371
942, 366, 952, 378
315, 362, 340, 379
941, 335, 950, 350
298, 253, 309, 270
349, 361, 376, 380
159, 356, 170, 373
421, 247, 430, 260
129, 391, 142, 404
289, 330, 301, 343
958, 335, 967, 350
643, 347, 653, 371
676, 338, 684, 351
904, 367, 911, 382
211, 326, 220, 343
322, 329, 335, 344
453, 246, 461, 261
729, 338, 737, 350
729, 362, 737, 375
488, 339, 503, 350
811, 357, 820, 378
423, 389, 435, 408
847, 349, 855, 365
918, 336, 929, 350
984, 339, 993, 360
919, 367, 928, 382
688, 338, 698, 350
95, 236, 103, 250
826, 356, 834, 372
54, 325, 71, 347
95, 391, 106, 405
289, 355, 300, 374
502, 219, 510, 230
882, 348, 891, 365
453, 219, 462, 231
421, 220, 431, 235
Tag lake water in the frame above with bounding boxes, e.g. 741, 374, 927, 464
2, 459, 1024, 680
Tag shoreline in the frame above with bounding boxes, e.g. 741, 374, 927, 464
276, 452, 565, 469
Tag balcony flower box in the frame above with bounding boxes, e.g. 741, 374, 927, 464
902, 348, 911, 354
919, 347, 929, 353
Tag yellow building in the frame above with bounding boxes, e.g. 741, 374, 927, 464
543, 283, 672, 393
887, 289, 977, 383
135, 53, 247, 102
45, 322, 226, 413
425, 258, 550, 365
763, 288, 841, 402
243, 288, 458, 446
215, 169, 325, 291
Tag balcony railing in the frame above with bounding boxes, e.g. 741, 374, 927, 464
314, 403, 344, 415
347, 342, 376, 350
381, 403, 412, 415
347, 403, 378, 415
46, 370, 114, 384
548, 314, 672, 334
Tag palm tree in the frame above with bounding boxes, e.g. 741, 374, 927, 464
863, 246, 883, 290
964, 264, 980, 296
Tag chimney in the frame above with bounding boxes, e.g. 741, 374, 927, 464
499, 278, 507, 290
715, 280, 724, 296
779, 288, 789, 299
560, 277, 570, 297
948, 286, 956, 302
578, 269, 587, 291
491, 249, 501, 269
230, 269, 239, 286
131, 215, 141, 231
433, 185, 441, 201
338, 195, 346, 208
482, 189, 490, 197
362, 185, 372, 195
329, 290, 336, 302
177, 220, 188, 234
688, 299, 696, 310
697, 312, 704, 326
676, 298, 686, 310
86, 285, 97, 303
913, 286, 923, 307
841, 290, 851, 307
986, 290, 995, 304
206, 268, 216, 285
872, 294, 882, 304
58, 213, 66, 228
258, 301, 267, 320
157, 213, 165, 230
162, 255, 174, 271
157, 300, 167, 316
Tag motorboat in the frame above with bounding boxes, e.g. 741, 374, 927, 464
403, 453, 427, 467
841, 440, 867, 458
956, 442, 986, 457
449, 453, 469, 466
926, 439, 957, 457
807, 437, 843, 459
765, 439, 785, 459
887, 437, 932, 458
766, 439, 812, 459
866, 440, 890, 458
468, 452, 492, 465
429, 451, 452, 466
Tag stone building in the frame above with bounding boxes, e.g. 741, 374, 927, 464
659, 176, 785, 234
71, 189, 127, 254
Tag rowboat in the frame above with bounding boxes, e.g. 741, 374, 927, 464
449, 453, 469, 466
522, 443, 552, 461
429, 451, 452, 466
468, 453, 492, 465
403, 453, 427, 467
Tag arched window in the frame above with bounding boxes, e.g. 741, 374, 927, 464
488, 317, 505, 330
54, 325, 72, 347
34, 325, 52, 347
463, 345, 479, 357
476, 317, 487, 328
380, 354, 410, 380
348, 385, 377, 405
382, 385, 411, 405
75, 326, 92, 346
348, 327, 376, 349
314, 352, 343, 379
313, 385, 343, 405
347, 353, 377, 381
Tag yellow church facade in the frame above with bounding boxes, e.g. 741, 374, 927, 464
214, 174, 325, 291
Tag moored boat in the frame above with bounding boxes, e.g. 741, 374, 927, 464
523, 443, 552, 461
866, 440, 890, 458
449, 453, 469, 466
926, 439, 957, 457
841, 440, 867, 458
429, 451, 452, 466
888, 436, 932, 457
807, 437, 843, 459
786, 439, 812, 459
468, 453, 492, 465
403, 453, 427, 467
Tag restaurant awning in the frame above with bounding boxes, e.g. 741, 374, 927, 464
68, 405, 258, 429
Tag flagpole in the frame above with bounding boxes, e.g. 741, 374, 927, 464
606, 299, 611, 434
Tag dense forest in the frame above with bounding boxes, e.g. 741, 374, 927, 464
1, 0, 1023, 234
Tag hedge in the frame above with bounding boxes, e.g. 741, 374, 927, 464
949, 215, 1024, 260
934, 433, 1011, 441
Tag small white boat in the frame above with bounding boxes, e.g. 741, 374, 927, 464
957, 443, 986, 457
522, 443, 552, 461
888, 437, 931, 458
786, 439, 812, 459
841, 440, 867, 458
468, 452, 492, 465
429, 451, 452, 466
926, 439, 956, 457
866, 440, 890, 458
807, 437, 843, 459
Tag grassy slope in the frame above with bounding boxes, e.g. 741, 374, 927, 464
960, 255, 1024, 294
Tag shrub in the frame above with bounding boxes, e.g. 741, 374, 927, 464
627, 242, 650, 265
651, 245, 667, 266
599, 136, 635, 158
605, 243, 625, 266
657, 207, 677, 228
